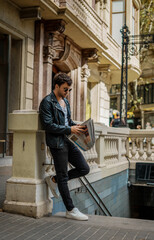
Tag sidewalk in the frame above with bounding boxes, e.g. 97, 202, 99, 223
0, 211, 154, 240
0, 160, 154, 239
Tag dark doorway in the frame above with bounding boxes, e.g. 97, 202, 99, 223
0, 33, 21, 156
130, 185, 154, 220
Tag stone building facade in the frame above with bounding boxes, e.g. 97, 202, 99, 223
0, 0, 143, 218
0, 0, 141, 135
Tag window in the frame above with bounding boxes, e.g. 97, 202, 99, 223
111, 0, 126, 45
110, 84, 121, 94
136, 163, 154, 183
110, 97, 117, 110
137, 83, 154, 104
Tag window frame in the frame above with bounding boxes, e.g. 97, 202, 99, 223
110, 0, 126, 42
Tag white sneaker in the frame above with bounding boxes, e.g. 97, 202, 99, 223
45, 176, 59, 199
66, 208, 88, 221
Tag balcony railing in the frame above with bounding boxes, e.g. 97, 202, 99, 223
43, 123, 130, 179
128, 129, 154, 162
43, 124, 154, 181
59, 0, 104, 42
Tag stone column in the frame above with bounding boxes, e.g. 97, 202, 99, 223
98, 64, 111, 125
81, 48, 97, 122
76, 67, 82, 121
81, 64, 90, 121
43, 33, 54, 97
43, 19, 66, 98
33, 20, 66, 109
3, 110, 52, 218
33, 21, 44, 110
70, 68, 82, 121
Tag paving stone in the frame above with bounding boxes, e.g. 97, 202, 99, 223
49, 223, 81, 240
87, 227, 110, 240
98, 229, 121, 240
0, 212, 154, 240
63, 225, 94, 240
12, 222, 49, 240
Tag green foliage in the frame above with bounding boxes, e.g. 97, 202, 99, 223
140, 0, 154, 34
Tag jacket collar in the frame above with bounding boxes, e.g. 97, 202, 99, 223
50, 91, 58, 103
50, 91, 68, 112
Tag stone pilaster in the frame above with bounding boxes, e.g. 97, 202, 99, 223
33, 21, 44, 110
98, 64, 111, 125
33, 20, 66, 109
81, 64, 90, 121
43, 32, 54, 97
81, 48, 97, 121
3, 111, 52, 218
43, 20, 66, 97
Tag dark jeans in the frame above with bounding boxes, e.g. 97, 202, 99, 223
50, 138, 90, 211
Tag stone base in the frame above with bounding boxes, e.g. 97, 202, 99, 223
3, 199, 52, 218
3, 177, 53, 218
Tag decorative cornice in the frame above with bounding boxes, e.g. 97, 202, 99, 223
98, 64, 110, 72
44, 19, 66, 34
20, 7, 41, 20
82, 48, 98, 62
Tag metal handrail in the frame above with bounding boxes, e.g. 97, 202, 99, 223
79, 175, 112, 216
69, 164, 112, 216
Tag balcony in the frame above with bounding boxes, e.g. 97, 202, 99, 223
8, 0, 140, 82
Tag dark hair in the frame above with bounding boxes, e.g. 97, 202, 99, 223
53, 72, 72, 89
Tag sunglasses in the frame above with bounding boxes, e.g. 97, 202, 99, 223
64, 88, 72, 92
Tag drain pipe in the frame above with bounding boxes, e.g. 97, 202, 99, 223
5, 34, 11, 153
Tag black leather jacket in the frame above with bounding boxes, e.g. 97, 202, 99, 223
39, 92, 76, 149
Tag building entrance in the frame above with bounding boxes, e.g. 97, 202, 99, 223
0, 33, 21, 156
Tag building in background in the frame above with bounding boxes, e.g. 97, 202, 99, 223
138, 46, 154, 129
109, 0, 154, 129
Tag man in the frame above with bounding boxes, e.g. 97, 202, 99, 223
110, 112, 124, 127
39, 72, 90, 221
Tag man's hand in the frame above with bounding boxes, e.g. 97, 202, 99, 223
71, 125, 86, 135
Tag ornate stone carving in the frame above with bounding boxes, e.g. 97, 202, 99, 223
98, 64, 111, 85
44, 19, 66, 34
82, 48, 98, 62
53, 38, 82, 72
81, 63, 90, 81
43, 20, 66, 64
43, 45, 54, 64
52, 33, 65, 60
43, 20, 81, 71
